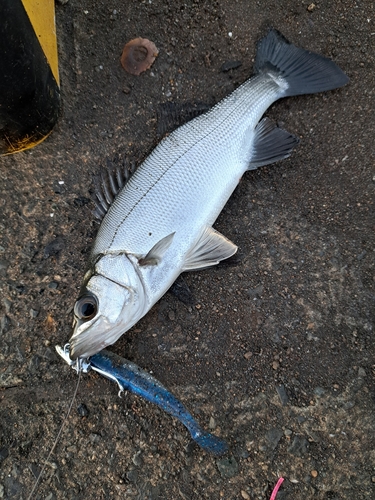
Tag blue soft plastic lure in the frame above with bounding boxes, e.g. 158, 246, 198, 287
56, 345, 228, 456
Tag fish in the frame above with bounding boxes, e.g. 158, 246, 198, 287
56, 344, 228, 455
68, 29, 348, 360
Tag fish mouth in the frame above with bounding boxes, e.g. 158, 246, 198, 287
69, 316, 104, 360
69, 315, 128, 361
69, 336, 105, 361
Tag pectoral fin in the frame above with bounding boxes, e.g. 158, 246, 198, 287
138, 232, 175, 266
182, 227, 237, 271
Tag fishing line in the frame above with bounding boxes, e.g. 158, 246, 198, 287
27, 369, 82, 500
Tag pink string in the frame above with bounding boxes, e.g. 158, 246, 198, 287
270, 477, 284, 500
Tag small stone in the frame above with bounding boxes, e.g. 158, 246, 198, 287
30, 309, 39, 319
28, 355, 41, 373
168, 310, 175, 321
357, 250, 367, 260
44, 237, 65, 259
2, 298, 12, 314
4, 477, 22, 497
209, 416, 216, 429
247, 285, 263, 298
244, 351, 252, 360
123, 85, 131, 94
77, 403, 89, 417
0, 448, 9, 463
89, 433, 101, 443
241, 491, 250, 499
311, 470, 318, 478
272, 360, 279, 370
15, 284, 25, 294
236, 447, 250, 459
126, 469, 138, 482
0, 371, 17, 388
276, 384, 289, 406
132, 451, 143, 466
371, 476, 375, 483
220, 60, 242, 72
73, 196, 90, 207
216, 456, 239, 478
29, 462, 41, 479
48, 281, 59, 289
0, 315, 11, 334
265, 428, 283, 450
0, 260, 8, 273
284, 429, 292, 437
343, 401, 355, 410
307, 3, 316, 11
288, 435, 309, 457
314, 387, 326, 397
45, 313, 57, 332
0, 484, 4, 498
358, 367, 366, 378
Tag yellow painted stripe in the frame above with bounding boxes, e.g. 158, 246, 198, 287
21, 0, 59, 85
2, 130, 54, 156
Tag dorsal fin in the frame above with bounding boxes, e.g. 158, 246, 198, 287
156, 101, 212, 139
92, 159, 137, 220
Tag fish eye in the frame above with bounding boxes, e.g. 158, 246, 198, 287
74, 293, 98, 320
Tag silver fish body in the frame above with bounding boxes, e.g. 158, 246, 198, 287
69, 30, 348, 360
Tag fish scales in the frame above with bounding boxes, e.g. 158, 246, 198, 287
93, 76, 279, 258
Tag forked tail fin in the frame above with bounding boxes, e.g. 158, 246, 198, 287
255, 29, 349, 97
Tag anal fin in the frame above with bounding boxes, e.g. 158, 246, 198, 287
182, 227, 237, 272
248, 117, 299, 170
